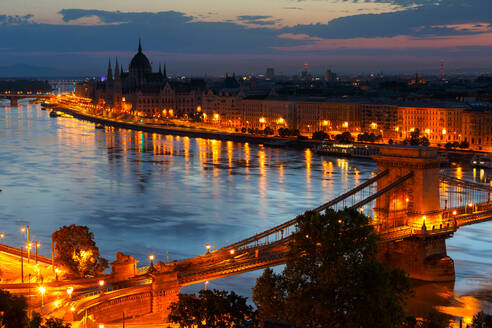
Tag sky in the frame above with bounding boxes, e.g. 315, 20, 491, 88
0, 0, 491, 76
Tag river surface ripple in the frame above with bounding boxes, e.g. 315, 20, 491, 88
0, 102, 491, 319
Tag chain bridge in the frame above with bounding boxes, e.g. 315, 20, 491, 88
1, 146, 491, 324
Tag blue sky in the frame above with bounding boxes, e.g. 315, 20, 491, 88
0, 0, 491, 76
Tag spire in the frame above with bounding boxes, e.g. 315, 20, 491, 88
159, 63, 162, 75
163, 64, 167, 79
114, 57, 120, 80
138, 38, 142, 53
121, 64, 124, 74
107, 57, 113, 80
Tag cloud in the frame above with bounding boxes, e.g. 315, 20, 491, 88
275, 33, 492, 51
59, 9, 193, 25
0, 14, 32, 25
237, 15, 280, 26
0, 4, 491, 75
286, 0, 492, 39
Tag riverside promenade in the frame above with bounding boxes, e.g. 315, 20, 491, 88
54, 105, 316, 148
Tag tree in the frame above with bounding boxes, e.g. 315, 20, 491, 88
0, 289, 28, 328
312, 131, 328, 140
335, 132, 354, 144
41, 318, 71, 328
52, 225, 108, 278
252, 209, 412, 328
420, 309, 452, 328
253, 268, 286, 323
168, 289, 256, 328
28, 312, 42, 328
459, 140, 470, 149
471, 311, 487, 328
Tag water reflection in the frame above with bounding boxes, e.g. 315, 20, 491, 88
0, 102, 490, 315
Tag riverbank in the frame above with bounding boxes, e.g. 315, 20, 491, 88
54, 105, 318, 149
52, 105, 485, 165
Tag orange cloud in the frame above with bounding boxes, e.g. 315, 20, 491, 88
275, 32, 492, 51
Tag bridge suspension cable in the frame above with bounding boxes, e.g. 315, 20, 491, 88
350, 172, 414, 210
218, 169, 390, 253
439, 174, 492, 192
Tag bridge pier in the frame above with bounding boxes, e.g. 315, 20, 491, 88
9, 97, 18, 106
151, 271, 182, 321
373, 146, 455, 282
378, 237, 455, 282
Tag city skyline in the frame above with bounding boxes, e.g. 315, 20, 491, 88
0, 0, 492, 76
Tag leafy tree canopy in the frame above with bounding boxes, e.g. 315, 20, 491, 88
253, 209, 412, 328
0, 289, 28, 328
52, 225, 108, 278
168, 289, 256, 328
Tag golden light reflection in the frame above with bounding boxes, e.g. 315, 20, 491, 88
258, 150, 266, 198
305, 149, 312, 186
456, 166, 463, 180
183, 137, 190, 162
244, 143, 250, 174
227, 141, 233, 169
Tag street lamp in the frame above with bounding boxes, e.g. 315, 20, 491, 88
99, 280, 105, 294
67, 287, 74, 299
35, 242, 40, 265
205, 244, 211, 253
149, 254, 155, 267
229, 249, 235, 255
0, 233, 4, 239
21, 226, 30, 263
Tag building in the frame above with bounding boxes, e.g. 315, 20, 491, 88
76, 40, 206, 118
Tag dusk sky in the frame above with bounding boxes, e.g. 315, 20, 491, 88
0, 0, 491, 76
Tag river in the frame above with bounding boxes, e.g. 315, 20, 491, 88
0, 101, 491, 322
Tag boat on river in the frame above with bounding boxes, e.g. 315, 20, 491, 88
315, 143, 380, 159
49, 111, 60, 118
471, 155, 492, 169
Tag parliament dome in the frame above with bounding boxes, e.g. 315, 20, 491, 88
129, 40, 152, 74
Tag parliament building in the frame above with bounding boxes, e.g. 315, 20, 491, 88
76, 40, 206, 118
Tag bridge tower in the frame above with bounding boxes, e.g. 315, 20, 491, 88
373, 146, 455, 282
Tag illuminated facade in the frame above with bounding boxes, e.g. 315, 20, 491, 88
199, 95, 492, 148
76, 40, 205, 118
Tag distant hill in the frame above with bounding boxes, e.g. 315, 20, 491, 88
0, 64, 67, 78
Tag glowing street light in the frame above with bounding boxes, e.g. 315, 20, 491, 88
229, 249, 235, 255
67, 287, 74, 299
70, 306, 75, 312
0, 233, 4, 238
259, 117, 265, 124
149, 254, 155, 267
205, 244, 211, 253
343, 121, 349, 128
370, 122, 377, 129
